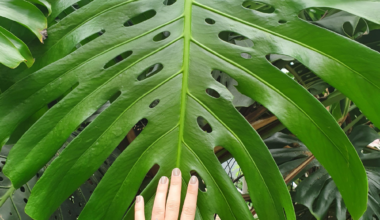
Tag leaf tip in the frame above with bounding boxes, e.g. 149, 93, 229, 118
39, 29, 48, 43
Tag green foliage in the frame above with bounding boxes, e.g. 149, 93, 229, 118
267, 126, 380, 220
0, 0, 50, 69
0, 0, 380, 219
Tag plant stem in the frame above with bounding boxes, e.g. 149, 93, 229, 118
285, 64, 307, 88
344, 114, 365, 132
284, 155, 315, 184
0, 186, 15, 207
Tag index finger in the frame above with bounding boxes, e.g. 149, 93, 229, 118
135, 195, 145, 220
180, 176, 199, 220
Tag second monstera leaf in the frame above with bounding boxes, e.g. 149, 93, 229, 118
267, 126, 380, 220
1, 0, 380, 219
0, 0, 50, 68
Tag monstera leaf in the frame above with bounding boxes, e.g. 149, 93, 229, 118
0, 102, 116, 220
269, 125, 380, 220
0, 0, 50, 69
1, 0, 380, 219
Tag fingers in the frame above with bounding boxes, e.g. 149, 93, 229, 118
151, 176, 169, 220
165, 168, 182, 220
135, 196, 145, 220
180, 176, 199, 220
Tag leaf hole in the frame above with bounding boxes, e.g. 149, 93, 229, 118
0, 177, 3, 181
149, 99, 160, 108
20, 186, 25, 192
163, 0, 177, 6
153, 31, 171, 42
110, 91, 122, 103
104, 50, 133, 69
213, 214, 221, 219
137, 63, 163, 81
216, 149, 249, 198
298, 8, 370, 39
242, 1, 275, 13
132, 164, 160, 207
211, 70, 254, 107
190, 170, 207, 192
241, 53, 252, 59
214, 146, 232, 163
97, 149, 119, 175
279, 20, 287, 24
206, 88, 220, 98
124, 10, 156, 27
266, 54, 329, 95
205, 18, 215, 24
122, 118, 149, 149
197, 116, 212, 133
48, 99, 59, 108
72, 29, 105, 52
23, 198, 28, 203
0, 161, 4, 165
54, 0, 95, 22
133, 118, 149, 134
81, 99, 116, 128
219, 31, 253, 48
46, 82, 80, 109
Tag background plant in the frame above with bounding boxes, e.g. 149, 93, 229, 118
0, 0, 50, 69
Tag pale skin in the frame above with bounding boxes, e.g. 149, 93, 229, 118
135, 168, 199, 220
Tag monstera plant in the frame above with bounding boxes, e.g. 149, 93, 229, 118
0, 0, 380, 219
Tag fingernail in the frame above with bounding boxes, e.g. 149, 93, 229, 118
190, 176, 198, 184
159, 176, 168, 184
136, 195, 142, 203
173, 168, 181, 176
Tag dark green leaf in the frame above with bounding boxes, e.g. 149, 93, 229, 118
1, 0, 379, 219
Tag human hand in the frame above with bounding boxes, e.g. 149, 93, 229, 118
135, 168, 199, 220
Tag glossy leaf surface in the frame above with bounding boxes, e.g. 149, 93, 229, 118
1, 0, 379, 219
0, 0, 49, 68
0, 27, 35, 68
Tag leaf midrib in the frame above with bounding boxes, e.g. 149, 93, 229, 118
177, 0, 193, 168
177, 2, 264, 218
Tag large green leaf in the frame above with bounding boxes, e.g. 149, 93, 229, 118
0, 0, 49, 68
0, 27, 35, 68
1, 0, 379, 219
0, 143, 122, 220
